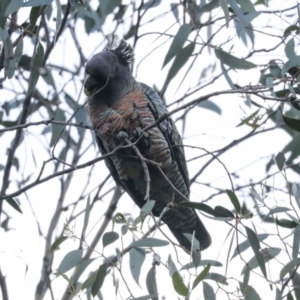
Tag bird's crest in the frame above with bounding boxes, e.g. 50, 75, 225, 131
105, 34, 134, 70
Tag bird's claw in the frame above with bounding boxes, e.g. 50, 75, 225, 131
118, 131, 128, 140
133, 127, 149, 148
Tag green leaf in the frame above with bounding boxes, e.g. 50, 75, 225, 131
133, 295, 159, 300
274, 152, 285, 171
81, 273, 97, 290
26, 42, 44, 97
166, 42, 195, 82
205, 272, 228, 285
5, 197, 22, 214
71, 258, 96, 284
292, 272, 300, 300
192, 265, 211, 290
57, 250, 83, 274
239, 282, 262, 300
50, 108, 66, 147
139, 200, 156, 222
4, 0, 23, 15
283, 115, 300, 132
244, 226, 267, 278
198, 0, 219, 15
276, 288, 282, 300
146, 267, 158, 300
102, 231, 119, 248
203, 281, 216, 300
276, 218, 298, 229
83, 195, 90, 235
91, 263, 108, 296
226, 190, 241, 213
293, 183, 300, 209
172, 271, 189, 296
3, 35, 16, 79
219, 0, 230, 27
30, 6, 40, 27
129, 238, 169, 248
22, 0, 53, 7
285, 38, 300, 66
178, 202, 215, 216
284, 25, 300, 37
55, 0, 62, 35
232, 233, 268, 260
280, 259, 300, 280
0, 28, 8, 41
162, 24, 191, 68
215, 48, 257, 69
185, 233, 201, 267
50, 236, 68, 253
197, 99, 222, 115
236, 0, 255, 12
129, 248, 146, 286
168, 255, 178, 277
214, 205, 235, 218
181, 260, 222, 270
14, 36, 23, 64
241, 248, 281, 275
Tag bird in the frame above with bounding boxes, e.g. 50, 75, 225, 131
83, 34, 211, 251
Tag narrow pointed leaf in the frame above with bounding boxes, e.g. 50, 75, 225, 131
214, 206, 235, 218
285, 38, 300, 66
203, 281, 215, 300
192, 264, 211, 290
91, 263, 108, 296
172, 271, 189, 296
241, 248, 281, 275
134, 295, 159, 300
226, 190, 241, 213
146, 267, 158, 300
215, 48, 256, 69
166, 42, 195, 82
276, 288, 282, 300
219, 0, 230, 27
130, 238, 169, 248
140, 200, 156, 221
5, 197, 22, 214
83, 195, 91, 235
293, 226, 300, 266
245, 226, 267, 278
26, 42, 44, 98
181, 260, 222, 270
239, 282, 262, 300
178, 202, 215, 216
280, 258, 300, 280
197, 99, 222, 115
283, 115, 300, 132
129, 248, 146, 286
162, 24, 191, 68
274, 152, 285, 170
205, 272, 228, 285
292, 272, 300, 300
231, 234, 268, 260
50, 236, 68, 253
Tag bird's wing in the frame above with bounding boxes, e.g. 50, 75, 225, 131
140, 83, 190, 193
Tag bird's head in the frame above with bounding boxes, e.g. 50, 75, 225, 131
84, 34, 134, 100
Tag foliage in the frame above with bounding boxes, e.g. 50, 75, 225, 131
1, 0, 300, 299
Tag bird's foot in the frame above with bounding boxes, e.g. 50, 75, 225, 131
118, 131, 128, 141
133, 127, 149, 148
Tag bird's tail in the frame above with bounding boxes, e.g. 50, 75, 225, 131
168, 214, 211, 251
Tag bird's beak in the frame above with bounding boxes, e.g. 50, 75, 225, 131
84, 74, 98, 92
